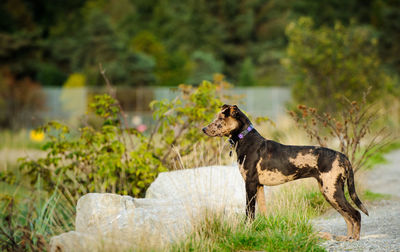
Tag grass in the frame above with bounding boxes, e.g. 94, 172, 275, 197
169, 178, 328, 252
362, 140, 400, 171
362, 190, 391, 201
0, 176, 75, 251
172, 210, 324, 251
0, 130, 44, 150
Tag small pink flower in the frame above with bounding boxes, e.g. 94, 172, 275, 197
137, 124, 147, 133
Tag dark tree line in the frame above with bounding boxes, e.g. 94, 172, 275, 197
1, 0, 399, 87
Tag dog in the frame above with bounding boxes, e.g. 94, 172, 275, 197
202, 104, 368, 241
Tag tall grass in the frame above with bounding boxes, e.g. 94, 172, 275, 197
0, 180, 75, 251
171, 208, 324, 251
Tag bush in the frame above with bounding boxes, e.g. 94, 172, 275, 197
19, 94, 165, 199
19, 77, 232, 199
289, 91, 391, 172
283, 17, 394, 112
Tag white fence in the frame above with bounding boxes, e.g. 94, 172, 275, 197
12, 86, 291, 129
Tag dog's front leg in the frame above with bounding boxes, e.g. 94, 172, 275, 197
245, 180, 258, 220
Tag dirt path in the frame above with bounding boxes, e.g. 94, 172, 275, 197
314, 150, 400, 251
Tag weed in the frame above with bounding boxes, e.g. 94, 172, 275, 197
289, 90, 392, 173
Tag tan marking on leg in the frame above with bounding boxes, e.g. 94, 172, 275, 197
257, 158, 295, 186
256, 185, 267, 216
288, 152, 318, 168
318, 155, 359, 240
319, 155, 343, 203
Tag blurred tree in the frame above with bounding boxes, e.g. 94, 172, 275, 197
188, 51, 223, 84
50, 8, 156, 86
290, 0, 400, 75
283, 17, 393, 112
36, 63, 67, 86
1, 0, 399, 90
130, 31, 191, 86
238, 57, 256, 86
128, 0, 291, 85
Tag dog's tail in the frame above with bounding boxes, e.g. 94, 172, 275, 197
346, 158, 369, 216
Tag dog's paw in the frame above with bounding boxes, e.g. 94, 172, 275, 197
334, 235, 355, 242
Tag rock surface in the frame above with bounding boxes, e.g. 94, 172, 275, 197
50, 165, 251, 252
146, 165, 247, 212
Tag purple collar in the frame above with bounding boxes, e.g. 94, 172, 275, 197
238, 124, 254, 139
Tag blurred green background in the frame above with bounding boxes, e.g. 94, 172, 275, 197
0, 0, 399, 131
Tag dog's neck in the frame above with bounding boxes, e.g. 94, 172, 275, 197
229, 123, 261, 150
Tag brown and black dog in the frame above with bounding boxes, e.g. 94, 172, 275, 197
202, 104, 368, 241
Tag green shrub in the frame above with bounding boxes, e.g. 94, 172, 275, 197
19, 94, 165, 199
19, 78, 231, 199
283, 17, 394, 112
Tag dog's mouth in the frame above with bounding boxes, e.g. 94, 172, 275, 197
202, 126, 220, 137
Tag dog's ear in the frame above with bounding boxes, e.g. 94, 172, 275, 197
221, 104, 230, 110
230, 105, 239, 117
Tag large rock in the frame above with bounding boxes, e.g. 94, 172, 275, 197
50, 165, 259, 251
146, 165, 247, 213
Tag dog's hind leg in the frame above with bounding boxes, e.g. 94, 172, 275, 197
256, 185, 267, 216
318, 178, 361, 240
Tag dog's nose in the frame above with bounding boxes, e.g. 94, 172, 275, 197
202, 127, 207, 133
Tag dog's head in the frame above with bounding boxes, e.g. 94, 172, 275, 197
202, 104, 250, 137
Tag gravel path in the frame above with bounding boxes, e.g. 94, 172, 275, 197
313, 150, 400, 251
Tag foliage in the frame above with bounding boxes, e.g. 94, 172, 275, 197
187, 51, 223, 84
63, 73, 86, 88
148, 75, 231, 168
1, 0, 400, 90
19, 77, 232, 199
36, 63, 67, 87
290, 0, 400, 74
0, 0, 294, 87
130, 31, 191, 86
284, 17, 393, 112
19, 94, 165, 199
289, 91, 391, 172
238, 57, 257, 86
